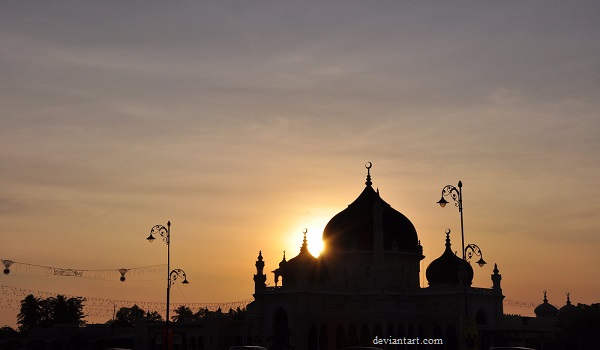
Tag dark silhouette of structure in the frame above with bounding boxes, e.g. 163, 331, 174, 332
247, 164, 504, 349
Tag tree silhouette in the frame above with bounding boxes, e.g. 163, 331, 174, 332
0, 326, 18, 337
112, 304, 145, 327
172, 305, 194, 322
110, 305, 163, 326
17, 295, 43, 332
146, 310, 163, 322
228, 306, 247, 320
47, 295, 86, 325
194, 307, 210, 320
17, 294, 86, 331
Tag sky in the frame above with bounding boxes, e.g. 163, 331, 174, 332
1, 1, 599, 327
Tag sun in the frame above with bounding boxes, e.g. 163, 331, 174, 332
305, 228, 325, 257
288, 215, 329, 258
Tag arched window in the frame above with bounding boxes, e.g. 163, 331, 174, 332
319, 325, 329, 350
476, 308, 487, 325
387, 323, 395, 337
433, 325, 443, 339
272, 308, 290, 349
373, 324, 383, 338
446, 325, 458, 350
407, 324, 415, 338
336, 324, 346, 349
347, 324, 359, 346
360, 324, 370, 346
308, 324, 318, 350
397, 324, 405, 338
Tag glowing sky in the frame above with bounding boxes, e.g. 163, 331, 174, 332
1, 1, 599, 327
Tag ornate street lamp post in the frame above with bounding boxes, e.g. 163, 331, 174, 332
437, 181, 465, 259
465, 244, 487, 267
437, 182, 487, 350
147, 221, 189, 350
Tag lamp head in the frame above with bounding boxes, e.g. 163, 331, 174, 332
146, 234, 156, 243
182, 278, 189, 285
437, 196, 449, 208
476, 257, 487, 267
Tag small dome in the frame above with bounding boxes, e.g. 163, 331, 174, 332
274, 232, 325, 288
534, 291, 559, 318
426, 230, 473, 286
559, 293, 578, 316
322, 166, 420, 253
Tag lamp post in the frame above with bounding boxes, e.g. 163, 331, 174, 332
465, 244, 487, 267
437, 182, 487, 350
147, 221, 190, 350
437, 181, 465, 259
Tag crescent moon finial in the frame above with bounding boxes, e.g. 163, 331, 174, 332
365, 161, 372, 169
303, 228, 308, 234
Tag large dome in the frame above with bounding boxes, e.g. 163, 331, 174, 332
322, 168, 420, 254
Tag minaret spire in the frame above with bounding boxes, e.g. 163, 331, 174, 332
300, 228, 309, 254
253, 250, 266, 294
365, 161, 372, 186
492, 263, 502, 291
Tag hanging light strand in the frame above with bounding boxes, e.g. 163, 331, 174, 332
1, 258, 166, 282
0, 285, 252, 319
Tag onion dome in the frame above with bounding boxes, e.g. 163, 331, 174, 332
558, 293, 578, 316
426, 229, 473, 286
534, 291, 559, 318
322, 163, 420, 253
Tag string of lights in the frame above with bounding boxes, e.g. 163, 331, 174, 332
0, 285, 253, 319
504, 299, 538, 308
1, 258, 165, 282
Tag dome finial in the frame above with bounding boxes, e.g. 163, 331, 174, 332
300, 228, 309, 253
365, 161, 372, 186
445, 228, 451, 248
566, 292, 571, 305
543, 290, 548, 303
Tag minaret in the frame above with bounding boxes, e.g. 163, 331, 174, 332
491, 263, 502, 292
253, 251, 266, 294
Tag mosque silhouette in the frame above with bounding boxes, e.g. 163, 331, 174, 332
243, 164, 579, 350
247, 164, 503, 349
0, 164, 585, 350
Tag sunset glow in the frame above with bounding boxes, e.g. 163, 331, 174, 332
1, 1, 599, 329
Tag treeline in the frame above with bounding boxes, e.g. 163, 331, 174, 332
108, 304, 246, 327
8, 294, 247, 334
17, 294, 86, 332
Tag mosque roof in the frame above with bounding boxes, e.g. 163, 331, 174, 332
559, 293, 579, 316
534, 291, 559, 318
322, 163, 420, 254
426, 229, 473, 286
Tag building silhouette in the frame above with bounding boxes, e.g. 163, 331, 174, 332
2, 165, 595, 350
247, 166, 504, 349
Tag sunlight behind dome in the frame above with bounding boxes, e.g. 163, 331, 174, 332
306, 228, 325, 257
287, 215, 329, 258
